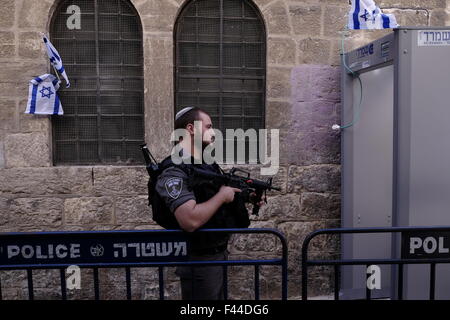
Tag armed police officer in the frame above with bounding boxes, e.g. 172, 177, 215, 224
154, 106, 257, 300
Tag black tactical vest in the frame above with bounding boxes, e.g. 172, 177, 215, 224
150, 156, 249, 251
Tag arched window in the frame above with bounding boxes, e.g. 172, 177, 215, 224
51, 0, 144, 165
175, 0, 266, 163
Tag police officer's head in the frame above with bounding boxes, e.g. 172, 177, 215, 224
175, 107, 215, 148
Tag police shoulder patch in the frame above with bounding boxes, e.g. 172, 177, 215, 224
165, 177, 183, 199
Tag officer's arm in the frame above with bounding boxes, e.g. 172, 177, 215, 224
174, 186, 241, 232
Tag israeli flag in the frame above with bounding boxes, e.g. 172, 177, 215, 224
348, 0, 399, 30
43, 35, 70, 88
25, 74, 64, 115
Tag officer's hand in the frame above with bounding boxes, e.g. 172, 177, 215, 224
218, 186, 241, 203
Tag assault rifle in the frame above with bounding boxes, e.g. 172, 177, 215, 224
140, 143, 280, 216
189, 166, 281, 216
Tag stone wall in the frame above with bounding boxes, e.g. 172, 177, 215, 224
0, 0, 448, 300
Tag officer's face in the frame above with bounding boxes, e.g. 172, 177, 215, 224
198, 112, 215, 146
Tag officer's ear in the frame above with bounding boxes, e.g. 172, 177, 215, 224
185, 122, 195, 136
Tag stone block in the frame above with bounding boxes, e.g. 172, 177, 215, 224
4, 132, 51, 168
289, 5, 322, 36
280, 130, 341, 166
291, 64, 341, 103
278, 220, 340, 276
7, 197, 63, 227
229, 220, 279, 254
0, 197, 9, 225
140, 280, 181, 300
115, 196, 152, 223
265, 100, 293, 130
0, 80, 24, 99
379, 0, 446, 9
0, 62, 46, 83
0, 99, 16, 131
287, 164, 341, 194
145, 37, 173, 62
267, 67, 292, 99
93, 166, 148, 195
0, 141, 4, 168
19, 106, 50, 133
291, 100, 340, 132
383, 8, 428, 26
0, 31, 15, 58
0, 270, 28, 290
144, 60, 173, 108
300, 192, 340, 220
256, 194, 301, 221
297, 38, 331, 65
262, 1, 291, 35
137, 0, 178, 32
429, 9, 447, 26
329, 39, 344, 67
0, 167, 94, 196
18, 32, 46, 59
227, 277, 255, 300
144, 115, 173, 162
268, 37, 296, 65
64, 197, 114, 225
0, 0, 15, 28
323, 5, 351, 38
18, 0, 54, 29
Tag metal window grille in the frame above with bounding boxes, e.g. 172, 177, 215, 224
174, 0, 266, 163
51, 0, 144, 165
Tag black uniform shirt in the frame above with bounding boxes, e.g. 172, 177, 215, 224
155, 166, 196, 213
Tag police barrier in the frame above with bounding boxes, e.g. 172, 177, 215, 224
301, 226, 450, 300
0, 228, 287, 300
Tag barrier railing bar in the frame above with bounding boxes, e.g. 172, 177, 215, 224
27, 269, 33, 300
301, 226, 450, 301
301, 262, 308, 300
398, 264, 403, 300
430, 263, 436, 300
365, 264, 371, 300
0, 228, 287, 301
93, 268, 99, 300
0, 259, 284, 270
60, 268, 67, 300
125, 267, 131, 300
254, 265, 260, 300
334, 265, 340, 300
158, 267, 164, 300
306, 258, 450, 265
223, 266, 228, 300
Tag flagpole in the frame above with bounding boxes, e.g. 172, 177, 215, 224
51, 64, 61, 83
41, 32, 62, 86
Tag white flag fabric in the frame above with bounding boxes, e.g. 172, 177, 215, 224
25, 74, 64, 115
348, 0, 399, 30
43, 35, 70, 88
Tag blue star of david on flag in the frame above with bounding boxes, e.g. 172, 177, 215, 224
24, 74, 64, 115
348, 0, 398, 30
39, 86, 54, 99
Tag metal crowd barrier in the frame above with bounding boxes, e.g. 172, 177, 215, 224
301, 226, 450, 300
0, 228, 287, 300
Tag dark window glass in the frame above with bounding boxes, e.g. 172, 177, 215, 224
175, 0, 266, 163
51, 0, 144, 165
